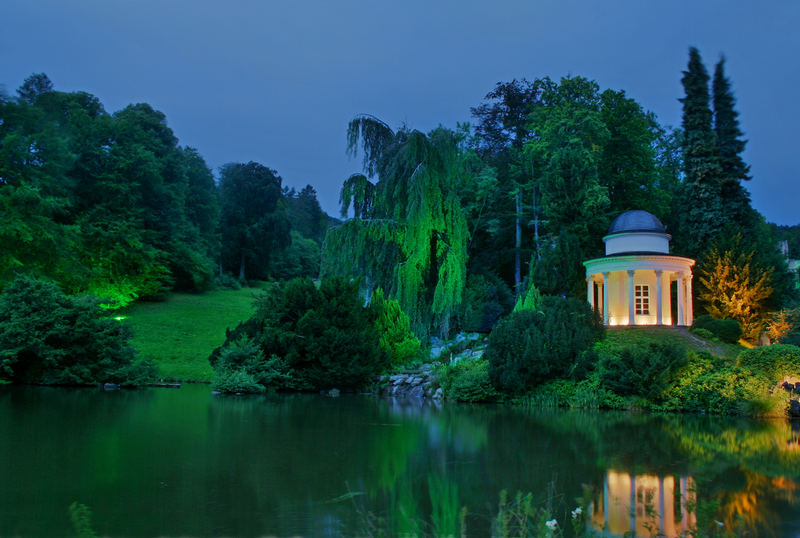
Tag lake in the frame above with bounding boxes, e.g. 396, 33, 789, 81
1, 384, 799, 537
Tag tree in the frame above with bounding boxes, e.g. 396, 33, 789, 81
17, 73, 54, 104
713, 56, 752, 225
0, 276, 152, 385
525, 77, 610, 259
677, 47, 724, 258
285, 184, 328, 243
323, 116, 469, 337
697, 234, 773, 342
471, 79, 543, 294
218, 162, 291, 281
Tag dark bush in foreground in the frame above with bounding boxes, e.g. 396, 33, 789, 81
692, 315, 742, 343
598, 342, 687, 399
0, 276, 153, 385
211, 277, 395, 391
486, 296, 600, 394
737, 344, 800, 381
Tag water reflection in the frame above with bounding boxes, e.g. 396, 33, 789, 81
1, 386, 799, 536
591, 471, 695, 537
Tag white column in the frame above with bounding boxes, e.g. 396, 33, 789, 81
627, 270, 635, 325
587, 277, 594, 310
677, 274, 685, 326
686, 274, 694, 326
655, 269, 663, 325
602, 272, 609, 325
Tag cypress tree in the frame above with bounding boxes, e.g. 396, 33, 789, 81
677, 47, 724, 258
713, 56, 752, 224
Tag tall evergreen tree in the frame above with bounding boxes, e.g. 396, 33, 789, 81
713, 56, 752, 224
677, 47, 724, 258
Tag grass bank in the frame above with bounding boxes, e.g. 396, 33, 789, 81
121, 288, 261, 382
602, 325, 743, 359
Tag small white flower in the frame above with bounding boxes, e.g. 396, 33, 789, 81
571, 507, 583, 519
545, 519, 558, 530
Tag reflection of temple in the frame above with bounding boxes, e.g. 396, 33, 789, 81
590, 470, 696, 537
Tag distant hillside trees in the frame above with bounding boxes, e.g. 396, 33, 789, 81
0, 74, 220, 306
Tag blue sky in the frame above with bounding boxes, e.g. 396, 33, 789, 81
3, 0, 798, 225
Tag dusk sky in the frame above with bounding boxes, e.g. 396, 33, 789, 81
3, 1, 798, 225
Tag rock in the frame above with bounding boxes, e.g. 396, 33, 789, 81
432, 387, 444, 400
409, 377, 424, 386
392, 375, 407, 386
790, 399, 800, 418
327, 388, 341, 397
103, 383, 120, 391
430, 346, 446, 359
408, 385, 425, 400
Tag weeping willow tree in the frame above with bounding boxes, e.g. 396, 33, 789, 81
322, 115, 469, 337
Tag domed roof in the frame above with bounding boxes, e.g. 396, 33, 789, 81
608, 210, 665, 234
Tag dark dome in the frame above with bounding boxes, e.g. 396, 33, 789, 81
608, 210, 665, 234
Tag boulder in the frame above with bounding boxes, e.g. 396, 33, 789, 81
790, 399, 800, 418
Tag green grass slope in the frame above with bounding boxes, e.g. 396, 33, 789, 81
602, 326, 744, 359
121, 289, 260, 382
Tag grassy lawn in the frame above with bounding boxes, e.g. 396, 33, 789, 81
602, 326, 744, 359
120, 288, 262, 382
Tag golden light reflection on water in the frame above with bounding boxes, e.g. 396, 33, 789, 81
591, 471, 695, 537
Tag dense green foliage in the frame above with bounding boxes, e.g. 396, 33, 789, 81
692, 314, 742, 343
597, 342, 687, 399
0, 276, 153, 385
485, 296, 599, 394
436, 358, 498, 402
658, 351, 774, 415
0, 74, 330, 310
324, 117, 471, 337
457, 273, 514, 332
370, 289, 422, 366
737, 344, 800, 381
211, 277, 412, 391
218, 162, 291, 281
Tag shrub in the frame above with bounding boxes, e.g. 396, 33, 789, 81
436, 359, 498, 402
213, 336, 294, 392
457, 273, 514, 332
659, 352, 774, 415
598, 342, 688, 399
0, 276, 153, 385
737, 344, 800, 381
211, 368, 264, 394
486, 296, 599, 394
371, 289, 421, 366
692, 315, 742, 343
213, 273, 242, 290
269, 231, 321, 280
210, 277, 388, 391
689, 327, 715, 340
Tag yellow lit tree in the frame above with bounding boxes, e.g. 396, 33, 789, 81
697, 236, 773, 342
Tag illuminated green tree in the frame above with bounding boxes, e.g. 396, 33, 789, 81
323, 115, 469, 337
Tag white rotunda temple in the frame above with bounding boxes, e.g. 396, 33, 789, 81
583, 210, 695, 326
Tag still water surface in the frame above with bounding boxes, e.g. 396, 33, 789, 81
1, 384, 799, 537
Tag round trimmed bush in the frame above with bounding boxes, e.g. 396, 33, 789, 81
485, 296, 599, 394
692, 315, 742, 343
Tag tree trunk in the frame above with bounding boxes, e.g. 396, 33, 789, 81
238, 251, 246, 282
